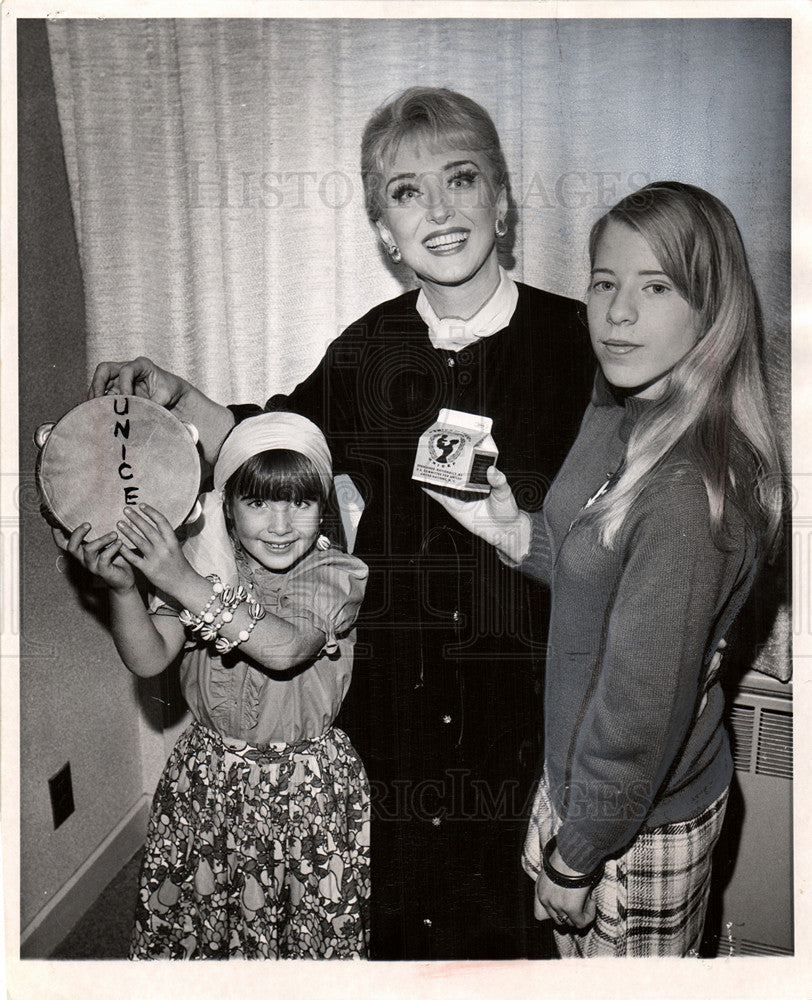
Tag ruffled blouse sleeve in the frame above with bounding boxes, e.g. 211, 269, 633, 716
273, 548, 369, 655
147, 586, 183, 617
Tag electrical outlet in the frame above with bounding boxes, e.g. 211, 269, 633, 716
48, 762, 74, 829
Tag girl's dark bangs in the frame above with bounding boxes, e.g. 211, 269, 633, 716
227, 450, 325, 504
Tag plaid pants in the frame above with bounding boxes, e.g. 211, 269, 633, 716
522, 771, 728, 957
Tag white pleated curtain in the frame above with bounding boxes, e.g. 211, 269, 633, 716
47, 18, 790, 422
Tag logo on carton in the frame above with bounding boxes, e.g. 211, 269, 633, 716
412, 409, 498, 495
429, 432, 468, 467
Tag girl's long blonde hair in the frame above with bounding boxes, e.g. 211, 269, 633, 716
584, 181, 784, 558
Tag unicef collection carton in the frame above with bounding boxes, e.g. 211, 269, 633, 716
412, 408, 498, 495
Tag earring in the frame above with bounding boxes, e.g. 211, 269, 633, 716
388, 244, 402, 263
316, 534, 331, 551
495, 218, 507, 239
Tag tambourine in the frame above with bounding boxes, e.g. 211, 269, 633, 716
35, 395, 201, 540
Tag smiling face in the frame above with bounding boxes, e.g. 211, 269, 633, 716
375, 139, 507, 305
230, 496, 322, 573
587, 219, 703, 399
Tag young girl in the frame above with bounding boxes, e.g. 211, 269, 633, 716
428, 181, 784, 957
66, 412, 370, 959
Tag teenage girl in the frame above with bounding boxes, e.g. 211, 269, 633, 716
428, 181, 784, 956
65, 411, 370, 959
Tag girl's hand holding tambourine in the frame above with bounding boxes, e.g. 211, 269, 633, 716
115, 503, 196, 597
66, 523, 137, 594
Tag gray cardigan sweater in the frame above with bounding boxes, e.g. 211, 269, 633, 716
520, 375, 758, 874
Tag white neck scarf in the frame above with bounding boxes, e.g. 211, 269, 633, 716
416, 266, 519, 352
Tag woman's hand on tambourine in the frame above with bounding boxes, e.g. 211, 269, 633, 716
115, 503, 193, 597
65, 524, 137, 593
88, 356, 187, 409
88, 356, 235, 466
423, 466, 532, 564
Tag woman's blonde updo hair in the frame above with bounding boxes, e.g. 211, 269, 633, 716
360, 87, 511, 223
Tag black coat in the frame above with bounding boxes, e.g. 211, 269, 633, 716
232, 282, 595, 958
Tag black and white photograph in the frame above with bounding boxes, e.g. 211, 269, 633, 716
4, 2, 805, 997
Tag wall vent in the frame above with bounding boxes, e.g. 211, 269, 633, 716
728, 703, 755, 772
727, 703, 792, 780
755, 709, 793, 779
738, 938, 793, 957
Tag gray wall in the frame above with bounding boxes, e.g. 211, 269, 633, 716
18, 20, 154, 936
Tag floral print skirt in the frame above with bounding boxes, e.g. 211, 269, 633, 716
130, 720, 370, 959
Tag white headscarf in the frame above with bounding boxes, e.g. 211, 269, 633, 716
182, 412, 333, 587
